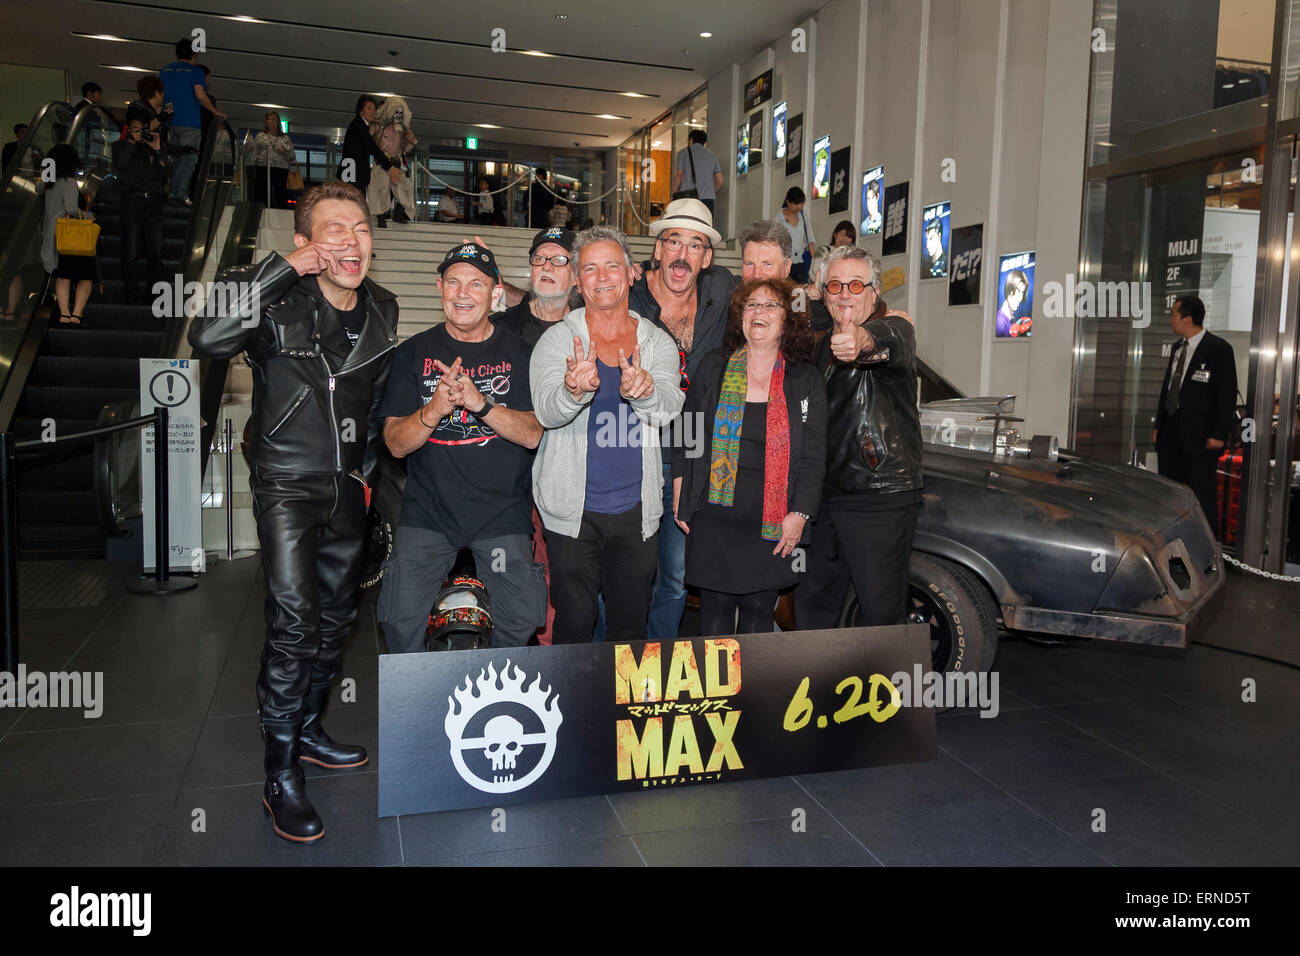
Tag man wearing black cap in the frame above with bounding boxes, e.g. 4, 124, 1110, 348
493, 226, 579, 350
377, 242, 544, 652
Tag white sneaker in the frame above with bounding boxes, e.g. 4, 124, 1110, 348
182, 197, 193, 207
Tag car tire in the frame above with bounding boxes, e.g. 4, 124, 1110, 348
839, 553, 999, 675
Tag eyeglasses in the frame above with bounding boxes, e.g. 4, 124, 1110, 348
743, 300, 784, 314
529, 254, 571, 267
658, 236, 710, 255
824, 279, 874, 295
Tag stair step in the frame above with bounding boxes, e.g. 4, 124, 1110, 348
24, 386, 141, 420
45, 329, 163, 358
16, 524, 105, 559
12, 417, 99, 441
15, 451, 93, 490
35, 356, 144, 388
17, 488, 99, 524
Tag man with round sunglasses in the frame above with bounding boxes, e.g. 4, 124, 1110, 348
796, 245, 923, 632
493, 227, 579, 349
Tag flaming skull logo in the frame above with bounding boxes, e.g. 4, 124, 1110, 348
444, 660, 563, 794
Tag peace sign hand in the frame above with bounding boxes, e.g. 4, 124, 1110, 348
564, 336, 600, 398
618, 345, 654, 400
425, 357, 461, 423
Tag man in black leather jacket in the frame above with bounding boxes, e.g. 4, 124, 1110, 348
796, 245, 923, 630
188, 182, 398, 842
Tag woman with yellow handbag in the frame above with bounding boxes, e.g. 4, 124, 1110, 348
41, 143, 99, 328
246, 111, 294, 209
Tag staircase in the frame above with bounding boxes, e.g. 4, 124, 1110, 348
13, 181, 191, 557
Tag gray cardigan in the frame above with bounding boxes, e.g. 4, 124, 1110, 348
42, 178, 82, 273
530, 307, 685, 540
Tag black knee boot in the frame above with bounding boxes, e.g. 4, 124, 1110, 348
261, 717, 324, 842
298, 682, 368, 769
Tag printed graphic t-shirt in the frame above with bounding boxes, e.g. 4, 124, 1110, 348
379, 323, 535, 544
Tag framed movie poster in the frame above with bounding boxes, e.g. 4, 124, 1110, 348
860, 165, 884, 236
736, 122, 749, 177
828, 146, 850, 213
920, 201, 951, 280
773, 101, 788, 161
811, 134, 831, 199
785, 113, 804, 177
947, 223, 984, 306
881, 180, 909, 257
749, 112, 763, 168
996, 251, 1035, 338
745, 68, 773, 111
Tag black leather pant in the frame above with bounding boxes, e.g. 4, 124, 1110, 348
250, 468, 367, 720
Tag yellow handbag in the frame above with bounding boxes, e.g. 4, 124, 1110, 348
286, 163, 304, 191
55, 212, 100, 257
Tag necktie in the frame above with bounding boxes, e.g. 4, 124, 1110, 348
1164, 340, 1186, 416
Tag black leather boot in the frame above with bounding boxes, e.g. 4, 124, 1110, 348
261, 717, 324, 842
375, 212, 388, 229
299, 682, 368, 769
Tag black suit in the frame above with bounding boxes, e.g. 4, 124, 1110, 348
1155, 329, 1236, 536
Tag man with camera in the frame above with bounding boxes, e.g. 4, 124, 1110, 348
112, 116, 171, 306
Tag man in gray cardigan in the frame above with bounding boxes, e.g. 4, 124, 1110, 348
530, 226, 684, 643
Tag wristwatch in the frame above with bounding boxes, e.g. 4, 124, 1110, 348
474, 395, 497, 419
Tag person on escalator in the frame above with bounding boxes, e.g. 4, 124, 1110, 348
113, 117, 170, 306
40, 144, 96, 328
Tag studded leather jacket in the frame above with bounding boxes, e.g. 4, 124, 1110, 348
187, 252, 399, 479
814, 298, 923, 495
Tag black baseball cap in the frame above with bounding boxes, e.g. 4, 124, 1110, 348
437, 241, 500, 282
529, 226, 576, 257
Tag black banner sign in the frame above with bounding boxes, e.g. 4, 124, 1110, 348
379, 625, 936, 815
745, 69, 773, 111
882, 180, 910, 257
948, 222, 984, 306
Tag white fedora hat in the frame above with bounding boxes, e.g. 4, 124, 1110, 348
650, 197, 722, 247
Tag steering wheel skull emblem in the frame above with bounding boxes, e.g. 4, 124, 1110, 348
444, 660, 563, 794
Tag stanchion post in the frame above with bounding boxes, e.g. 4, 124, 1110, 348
154, 406, 170, 583
1, 432, 19, 675
224, 418, 234, 560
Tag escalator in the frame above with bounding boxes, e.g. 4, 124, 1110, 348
0, 103, 241, 557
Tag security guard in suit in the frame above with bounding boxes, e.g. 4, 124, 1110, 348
1154, 295, 1237, 538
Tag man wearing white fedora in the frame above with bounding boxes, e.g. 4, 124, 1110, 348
629, 197, 738, 641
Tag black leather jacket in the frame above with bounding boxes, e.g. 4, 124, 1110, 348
187, 253, 399, 479
814, 299, 922, 495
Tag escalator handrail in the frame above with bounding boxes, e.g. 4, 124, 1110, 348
159, 117, 240, 358
0, 100, 70, 183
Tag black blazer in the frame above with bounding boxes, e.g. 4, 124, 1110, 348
1155, 329, 1237, 446
673, 348, 827, 541
337, 115, 393, 181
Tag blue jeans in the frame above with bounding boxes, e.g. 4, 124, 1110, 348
169, 126, 202, 200
647, 461, 687, 640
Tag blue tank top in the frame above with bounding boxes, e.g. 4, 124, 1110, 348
584, 360, 642, 514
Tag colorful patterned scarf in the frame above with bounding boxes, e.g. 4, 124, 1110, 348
708, 347, 791, 541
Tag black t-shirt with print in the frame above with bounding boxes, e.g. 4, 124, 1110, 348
378, 323, 535, 544
335, 298, 367, 348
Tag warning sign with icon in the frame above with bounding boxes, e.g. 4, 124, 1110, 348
139, 359, 202, 574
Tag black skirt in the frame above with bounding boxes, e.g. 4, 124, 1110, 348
685, 402, 797, 593
53, 254, 96, 282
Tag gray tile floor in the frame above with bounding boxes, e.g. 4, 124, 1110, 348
1, 557, 1296, 866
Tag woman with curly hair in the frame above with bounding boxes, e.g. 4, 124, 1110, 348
671, 277, 827, 635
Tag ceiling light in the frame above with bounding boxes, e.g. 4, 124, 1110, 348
103, 64, 148, 72
375, 66, 409, 73
81, 33, 128, 41
475, 123, 501, 129
555, 13, 568, 19
620, 91, 649, 98
593, 113, 620, 119
699, 32, 712, 38
1097, 140, 1115, 147
520, 50, 555, 58
254, 103, 288, 109
223, 15, 266, 23
372, 92, 396, 97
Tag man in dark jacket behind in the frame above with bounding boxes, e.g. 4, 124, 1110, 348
338, 94, 398, 216
188, 182, 399, 843
112, 116, 170, 305
796, 245, 922, 630
1154, 294, 1237, 537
